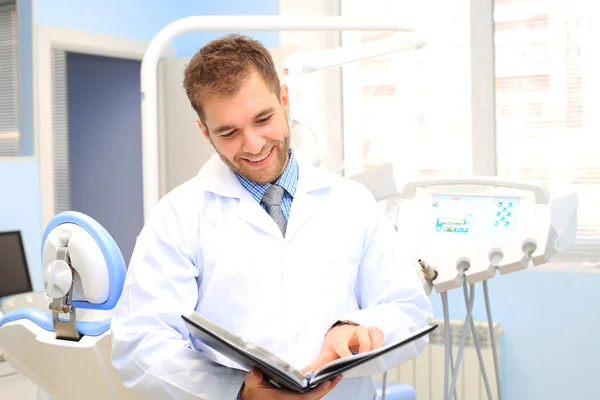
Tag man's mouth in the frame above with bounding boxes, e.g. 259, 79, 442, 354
246, 148, 272, 163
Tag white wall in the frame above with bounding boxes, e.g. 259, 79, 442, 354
278, 0, 344, 175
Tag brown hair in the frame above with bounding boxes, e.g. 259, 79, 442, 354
183, 34, 281, 123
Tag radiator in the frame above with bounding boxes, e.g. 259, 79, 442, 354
374, 318, 504, 400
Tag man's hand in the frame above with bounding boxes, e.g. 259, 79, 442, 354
240, 368, 342, 400
300, 324, 384, 375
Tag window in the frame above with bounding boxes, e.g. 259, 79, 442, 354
341, 0, 600, 266
341, 0, 472, 178
494, 0, 598, 264
496, 75, 550, 92
0, 4, 19, 156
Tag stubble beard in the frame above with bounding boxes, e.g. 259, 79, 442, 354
215, 132, 290, 184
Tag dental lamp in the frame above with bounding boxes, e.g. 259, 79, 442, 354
281, 34, 425, 167
140, 15, 424, 222
350, 166, 578, 400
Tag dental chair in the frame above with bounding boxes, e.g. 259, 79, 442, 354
0, 211, 142, 399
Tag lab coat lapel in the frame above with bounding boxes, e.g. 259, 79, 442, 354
285, 160, 336, 243
202, 155, 284, 241
236, 196, 284, 241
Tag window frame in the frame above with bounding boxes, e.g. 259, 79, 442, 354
338, 0, 596, 270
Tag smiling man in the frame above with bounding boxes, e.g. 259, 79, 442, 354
110, 34, 433, 400
197, 75, 291, 185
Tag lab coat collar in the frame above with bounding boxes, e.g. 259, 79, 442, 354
200, 146, 336, 242
199, 153, 246, 199
200, 146, 335, 199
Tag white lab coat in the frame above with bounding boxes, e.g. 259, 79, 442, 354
110, 153, 433, 400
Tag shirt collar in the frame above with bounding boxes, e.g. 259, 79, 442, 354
236, 148, 299, 203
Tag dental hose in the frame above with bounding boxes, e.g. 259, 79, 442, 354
464, 283, 494, 400
484, 280, 502, 400
447, 281, 475, 400
381, 371, 387, 400
441, 291, 457, 400
420, 260, 460, 400
421, 260, 498, 399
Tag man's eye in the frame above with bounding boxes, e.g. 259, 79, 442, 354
222, 131, 235, 138
257, 115, 272, 124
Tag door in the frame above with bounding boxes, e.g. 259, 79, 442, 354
66, 52, 143, 265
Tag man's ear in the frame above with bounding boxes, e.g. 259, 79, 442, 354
280, 83, 290, 117
196, 118, 210, 140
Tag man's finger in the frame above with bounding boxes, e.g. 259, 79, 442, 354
300, 361, 320, 375
367, 327, 384, 349
333, 339, 354, 359
301, 375, 343, 399
355, 326, 371, 353
244, 368, 264, 386
300, 380, 331, 399
300, 352, 330, 375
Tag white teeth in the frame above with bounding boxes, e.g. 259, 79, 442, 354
248, 149, 271, 162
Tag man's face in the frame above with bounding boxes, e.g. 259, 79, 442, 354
198, 71, 291, 184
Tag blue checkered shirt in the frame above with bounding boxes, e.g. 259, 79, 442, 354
235, 149, 298, 221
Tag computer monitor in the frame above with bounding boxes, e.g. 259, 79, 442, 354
0, 231, 33, 298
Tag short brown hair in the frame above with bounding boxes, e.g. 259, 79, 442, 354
183, 34, 281, 122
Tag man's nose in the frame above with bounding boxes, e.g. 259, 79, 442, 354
242, 130, 266, 155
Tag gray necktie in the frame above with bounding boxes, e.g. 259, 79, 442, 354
261, 184, 287, 237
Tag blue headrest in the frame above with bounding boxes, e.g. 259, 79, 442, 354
42, 211, 127, 311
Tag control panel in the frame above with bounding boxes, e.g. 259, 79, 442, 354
429, 194, 520, 236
